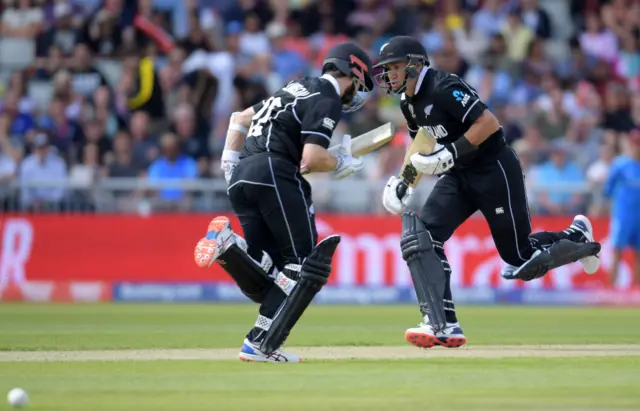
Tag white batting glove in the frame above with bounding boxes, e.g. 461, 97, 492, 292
221, 149, 241, 184
332, 134, 363, 179
382, 176, 414, 215
410, 144, 454, 175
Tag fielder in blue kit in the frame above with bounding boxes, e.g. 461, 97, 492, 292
604, 131, 640, 285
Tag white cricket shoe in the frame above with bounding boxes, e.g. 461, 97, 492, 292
570, 215, 600, 274
405, 322, 467, 348
238, 339, 302, 363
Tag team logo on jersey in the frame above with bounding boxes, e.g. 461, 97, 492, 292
322, 117, 336, 130
424, 104, 433, 117
408, 104, 416, 118
453, 90, 471, 107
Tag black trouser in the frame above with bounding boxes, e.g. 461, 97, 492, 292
227, 153, 318, 342
420, 146, 581, 323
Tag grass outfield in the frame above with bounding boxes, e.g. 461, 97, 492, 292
0, 304, 639, 410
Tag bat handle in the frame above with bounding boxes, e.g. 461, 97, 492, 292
396, 181, 408, 198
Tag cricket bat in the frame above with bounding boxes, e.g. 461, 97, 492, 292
396, 127, 437, 198
328, 122, 396, 157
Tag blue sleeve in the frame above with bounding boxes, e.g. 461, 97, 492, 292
603, 160, 622, 198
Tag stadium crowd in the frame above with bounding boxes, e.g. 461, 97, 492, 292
0, 0, 638, 214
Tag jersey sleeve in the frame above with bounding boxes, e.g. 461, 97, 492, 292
400, 99, 419, 139
299, 97, 342, 148
437, 78, 487, 126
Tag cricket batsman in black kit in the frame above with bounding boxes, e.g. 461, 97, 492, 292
374, 36, 602, 349
192, 42, 375, 362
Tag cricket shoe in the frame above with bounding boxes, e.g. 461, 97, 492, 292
405, 322, 467, 349
569, 215, 600, 274
238, 339, 301, 363
193, 216, 235, 268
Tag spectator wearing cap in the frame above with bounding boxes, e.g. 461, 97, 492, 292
532, 141, 586, 215
604, 130, 640, 286
148, 132, 197, 209
19, 132, 68, 211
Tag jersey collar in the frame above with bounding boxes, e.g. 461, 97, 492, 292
413, 66, 430, 95
320, 74, 341, 96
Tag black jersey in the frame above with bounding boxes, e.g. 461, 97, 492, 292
242, 76, 343, 166
400, 68, 505, 166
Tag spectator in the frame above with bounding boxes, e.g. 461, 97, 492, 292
69, 42, 109, 98
0, 90, 35, 138
239, 12, 270, 58
19, 132, 67, 211
178, 67, 217, 139
532, 141, 586, 215
587, 141, 616, 215
106, 130, 140, 178
266, 21, 307, 88
580, 12, 619, 63
82, 8, 123, 57
453, 10, 489, 66
602, 83, 635, 134
148, 132, 197, 210
519, 0, 552, 39
472, 0, 505, 37
522, 37, 554, 78
0, 0, 43, 38
121, 50, 165, 122
129, 110, 158, 171
464, 61, 512, 107
534, 88, 572, 142
78, 118, 111, 165
500, 10, 534, 63
34, 44, 65, 80
36, 1, 79, 58
170, 103, 209, 160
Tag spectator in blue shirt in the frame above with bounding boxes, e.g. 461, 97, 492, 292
603, 131, 640, 286
148, 132, 197, 209
533, 141, 586, 215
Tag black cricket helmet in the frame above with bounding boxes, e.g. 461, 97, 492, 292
373, 36, 429, 95
322, 42, 375, 112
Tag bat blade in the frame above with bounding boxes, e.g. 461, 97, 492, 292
396, 127, 437, 197
328, 122, 396, 157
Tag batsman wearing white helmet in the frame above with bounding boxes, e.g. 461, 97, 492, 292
374, 36, 601, 349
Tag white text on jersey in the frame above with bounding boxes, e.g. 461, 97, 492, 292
283, 82, 311, 98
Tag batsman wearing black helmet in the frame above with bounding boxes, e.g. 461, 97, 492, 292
374, 36, 601, 349
192, 42, 375, 362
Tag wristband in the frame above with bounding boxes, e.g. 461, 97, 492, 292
228, 123, 248, 134
446, 136, 477, 159
221, 149, 241, 162
228, 112, 248, 135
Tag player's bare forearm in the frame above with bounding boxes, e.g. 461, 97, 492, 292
224, 107, 255, 152
302, 143, 338, 173
464, 110, 500, 146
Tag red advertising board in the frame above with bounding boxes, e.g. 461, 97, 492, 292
0, 214, 635, 290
